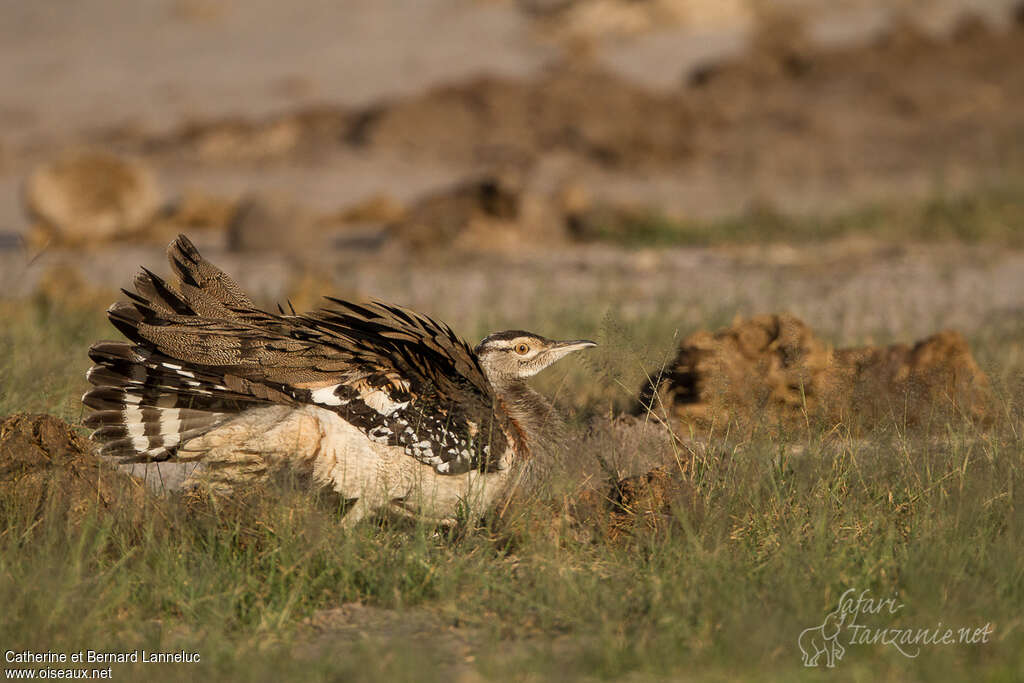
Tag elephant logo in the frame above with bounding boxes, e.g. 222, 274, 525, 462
799, 609, 847, 667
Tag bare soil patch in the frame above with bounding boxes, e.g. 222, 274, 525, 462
0, 413, 146, 524
125, 15, 1024, 176
12, 12, 1021, 249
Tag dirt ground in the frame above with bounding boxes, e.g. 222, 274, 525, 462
3, 3, 1024, 342
0, 413, 147, 524
2, 4, 1023, 676
2, 1, 1024, 247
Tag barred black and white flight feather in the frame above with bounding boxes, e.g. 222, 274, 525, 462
83, 235, 596, 524
83, 234, 512, 473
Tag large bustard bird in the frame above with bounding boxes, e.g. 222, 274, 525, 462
83, 235, 595, 524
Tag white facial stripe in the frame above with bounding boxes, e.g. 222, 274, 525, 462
484, 339, 539, 355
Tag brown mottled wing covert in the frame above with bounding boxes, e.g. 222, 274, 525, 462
83, 235, 508, 473
299, 299, 508, 473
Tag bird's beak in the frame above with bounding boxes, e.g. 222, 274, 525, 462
548, 339, 598, 360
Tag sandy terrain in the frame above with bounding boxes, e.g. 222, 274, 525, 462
2, 0, 1023, 246
1, 5, 1023, 675
3, 2, 1022, 410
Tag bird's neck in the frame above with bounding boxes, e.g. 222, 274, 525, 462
492, 379, 563, 462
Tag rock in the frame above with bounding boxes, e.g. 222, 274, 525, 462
226, 193, 314, 252
602, 465, 697, 541
638, 314, 991, 433
186, 118, 302, 162
334, 193, 406, 225
525, 0, 751, 42
147, 190, 240, 244
23, 150, 163, 245
0, 413, 146, 524
389, 172, 566, 250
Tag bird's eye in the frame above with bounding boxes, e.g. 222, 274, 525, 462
514, 343, 530, 355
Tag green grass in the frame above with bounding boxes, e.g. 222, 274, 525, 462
2, 413, 1021, 681
578, 181, 1024, 248
1, 265, 1023, 681
0, 294, 110, 421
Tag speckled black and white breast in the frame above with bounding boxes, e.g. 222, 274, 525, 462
301, 380, 505, 475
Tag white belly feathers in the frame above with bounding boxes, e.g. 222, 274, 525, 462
173, 404, 510, 525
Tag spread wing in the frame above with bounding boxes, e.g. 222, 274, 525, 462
290, 299, 511, 474
83, 235, 510, 473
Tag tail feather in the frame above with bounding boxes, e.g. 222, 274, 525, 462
130, 267, 194, 316
83, 341, 267, 461
122, 234, 254, 325
87, 407, 227, 435
105, 300, 154, 346
95, 427, 224, 461
86, 343, 250, 403
83, 234, 288, 463
168, 234, 254, 316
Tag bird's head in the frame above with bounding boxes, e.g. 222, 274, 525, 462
474, 330, 597, 385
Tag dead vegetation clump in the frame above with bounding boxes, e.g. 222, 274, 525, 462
687, 7, 816, 87
89, 65, 695, 171
22, 151, 242, 247
0, 413, 146, 525
514, 0, 752, 44
831, 328, 992, 422
508, 458, 701, 547
349, 67, 695, 169
151, 190, 240, 241
21, 9, 1023, 252
387, 171, 573, 249
113, 3, 1024, 177
23, 150, 163, 246
492, 415, 701, 545
585, 464, 698, 544
638, 314, 992, 434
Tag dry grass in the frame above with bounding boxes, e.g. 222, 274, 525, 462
1, 223, 1022, 680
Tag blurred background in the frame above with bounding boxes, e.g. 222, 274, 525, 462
1, 0, 1023, 417
3, 7, 1023, 678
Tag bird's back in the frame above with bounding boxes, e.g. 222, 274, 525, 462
84, 236, 513, 494
83, 235, 594, 523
